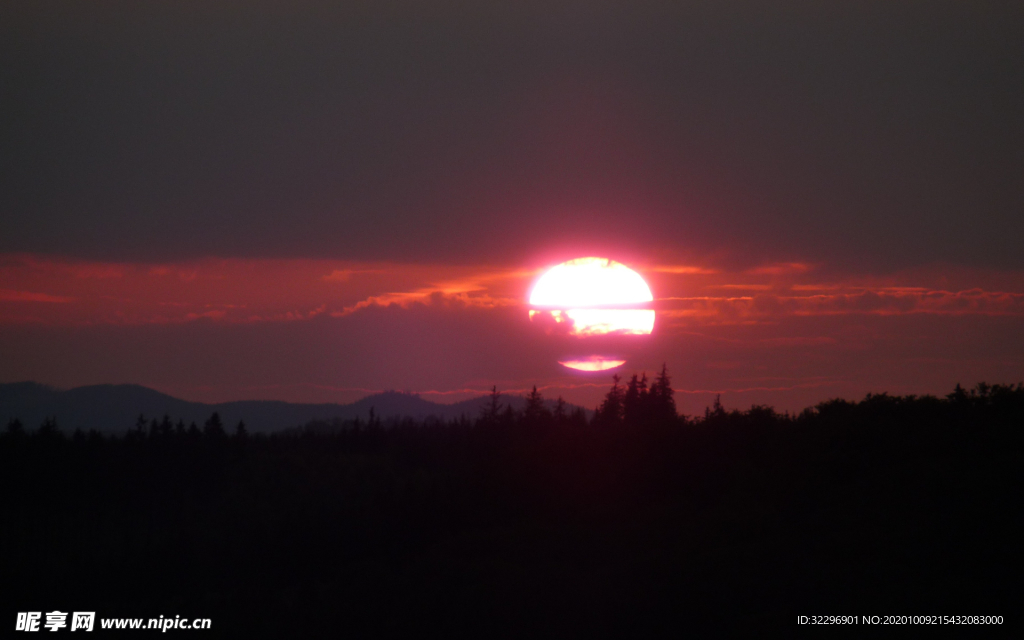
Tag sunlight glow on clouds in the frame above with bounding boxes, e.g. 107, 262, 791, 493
2, 254, 1023, 412
2, 255, 1024, 328
529, 309, 656, 336
528, 257, 655, 338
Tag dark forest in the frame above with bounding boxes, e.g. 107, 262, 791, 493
3, 373, 1021, 636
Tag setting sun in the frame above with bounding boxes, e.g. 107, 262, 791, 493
529, 257, 655, 371
529, 257, 654, 309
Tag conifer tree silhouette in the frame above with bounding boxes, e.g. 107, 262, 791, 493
501, 403, 516, 427
37, 416, 59, 440
595, 375, 625, 426
623, 373, 649, 425
523, 385, 550, 426
705, 394, 726, 422
481, 385, 502, 425
203, 413, 225, 439
649, 364, 677, 424
553, 396, 567, 426
5, 418, 25, 439
159, 415, 173, 438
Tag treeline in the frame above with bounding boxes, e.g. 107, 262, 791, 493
2, 374, 1022, 636
3, 411, 248, 444
6, 366, 1024, 443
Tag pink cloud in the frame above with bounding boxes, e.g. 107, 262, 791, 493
0, 289, 74, 303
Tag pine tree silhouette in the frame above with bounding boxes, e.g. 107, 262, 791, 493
159, 415, 173, 438
595, 375, 625, 426
705, 394, 726, 422
37, 416, 60, 440
623, 373, 649, 425
203, 413, 225, 439
5, 418, 25, 439
553, 396, 567, 426
501, 403, 516, 427
481, 385, 502, 425
523, 385, 551, 426
649, 364, 677, 424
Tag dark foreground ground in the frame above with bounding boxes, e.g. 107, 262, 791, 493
2, 384, 1021, 637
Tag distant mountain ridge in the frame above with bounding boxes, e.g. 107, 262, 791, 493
0, 382, 588, 434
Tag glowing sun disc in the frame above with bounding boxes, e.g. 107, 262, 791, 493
529, 258, 655, 337
530, 257, 653, 308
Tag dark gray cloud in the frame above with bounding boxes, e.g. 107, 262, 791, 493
2, 1, 1022, 270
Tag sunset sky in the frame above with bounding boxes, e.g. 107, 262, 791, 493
2, 1, 1022, 413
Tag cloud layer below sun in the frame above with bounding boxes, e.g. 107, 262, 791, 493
1, 253, 1023, 412
3, 254, 1023, 327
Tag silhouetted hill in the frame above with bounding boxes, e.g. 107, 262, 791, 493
0, 381, 59, 405
0, 382, 587, 434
